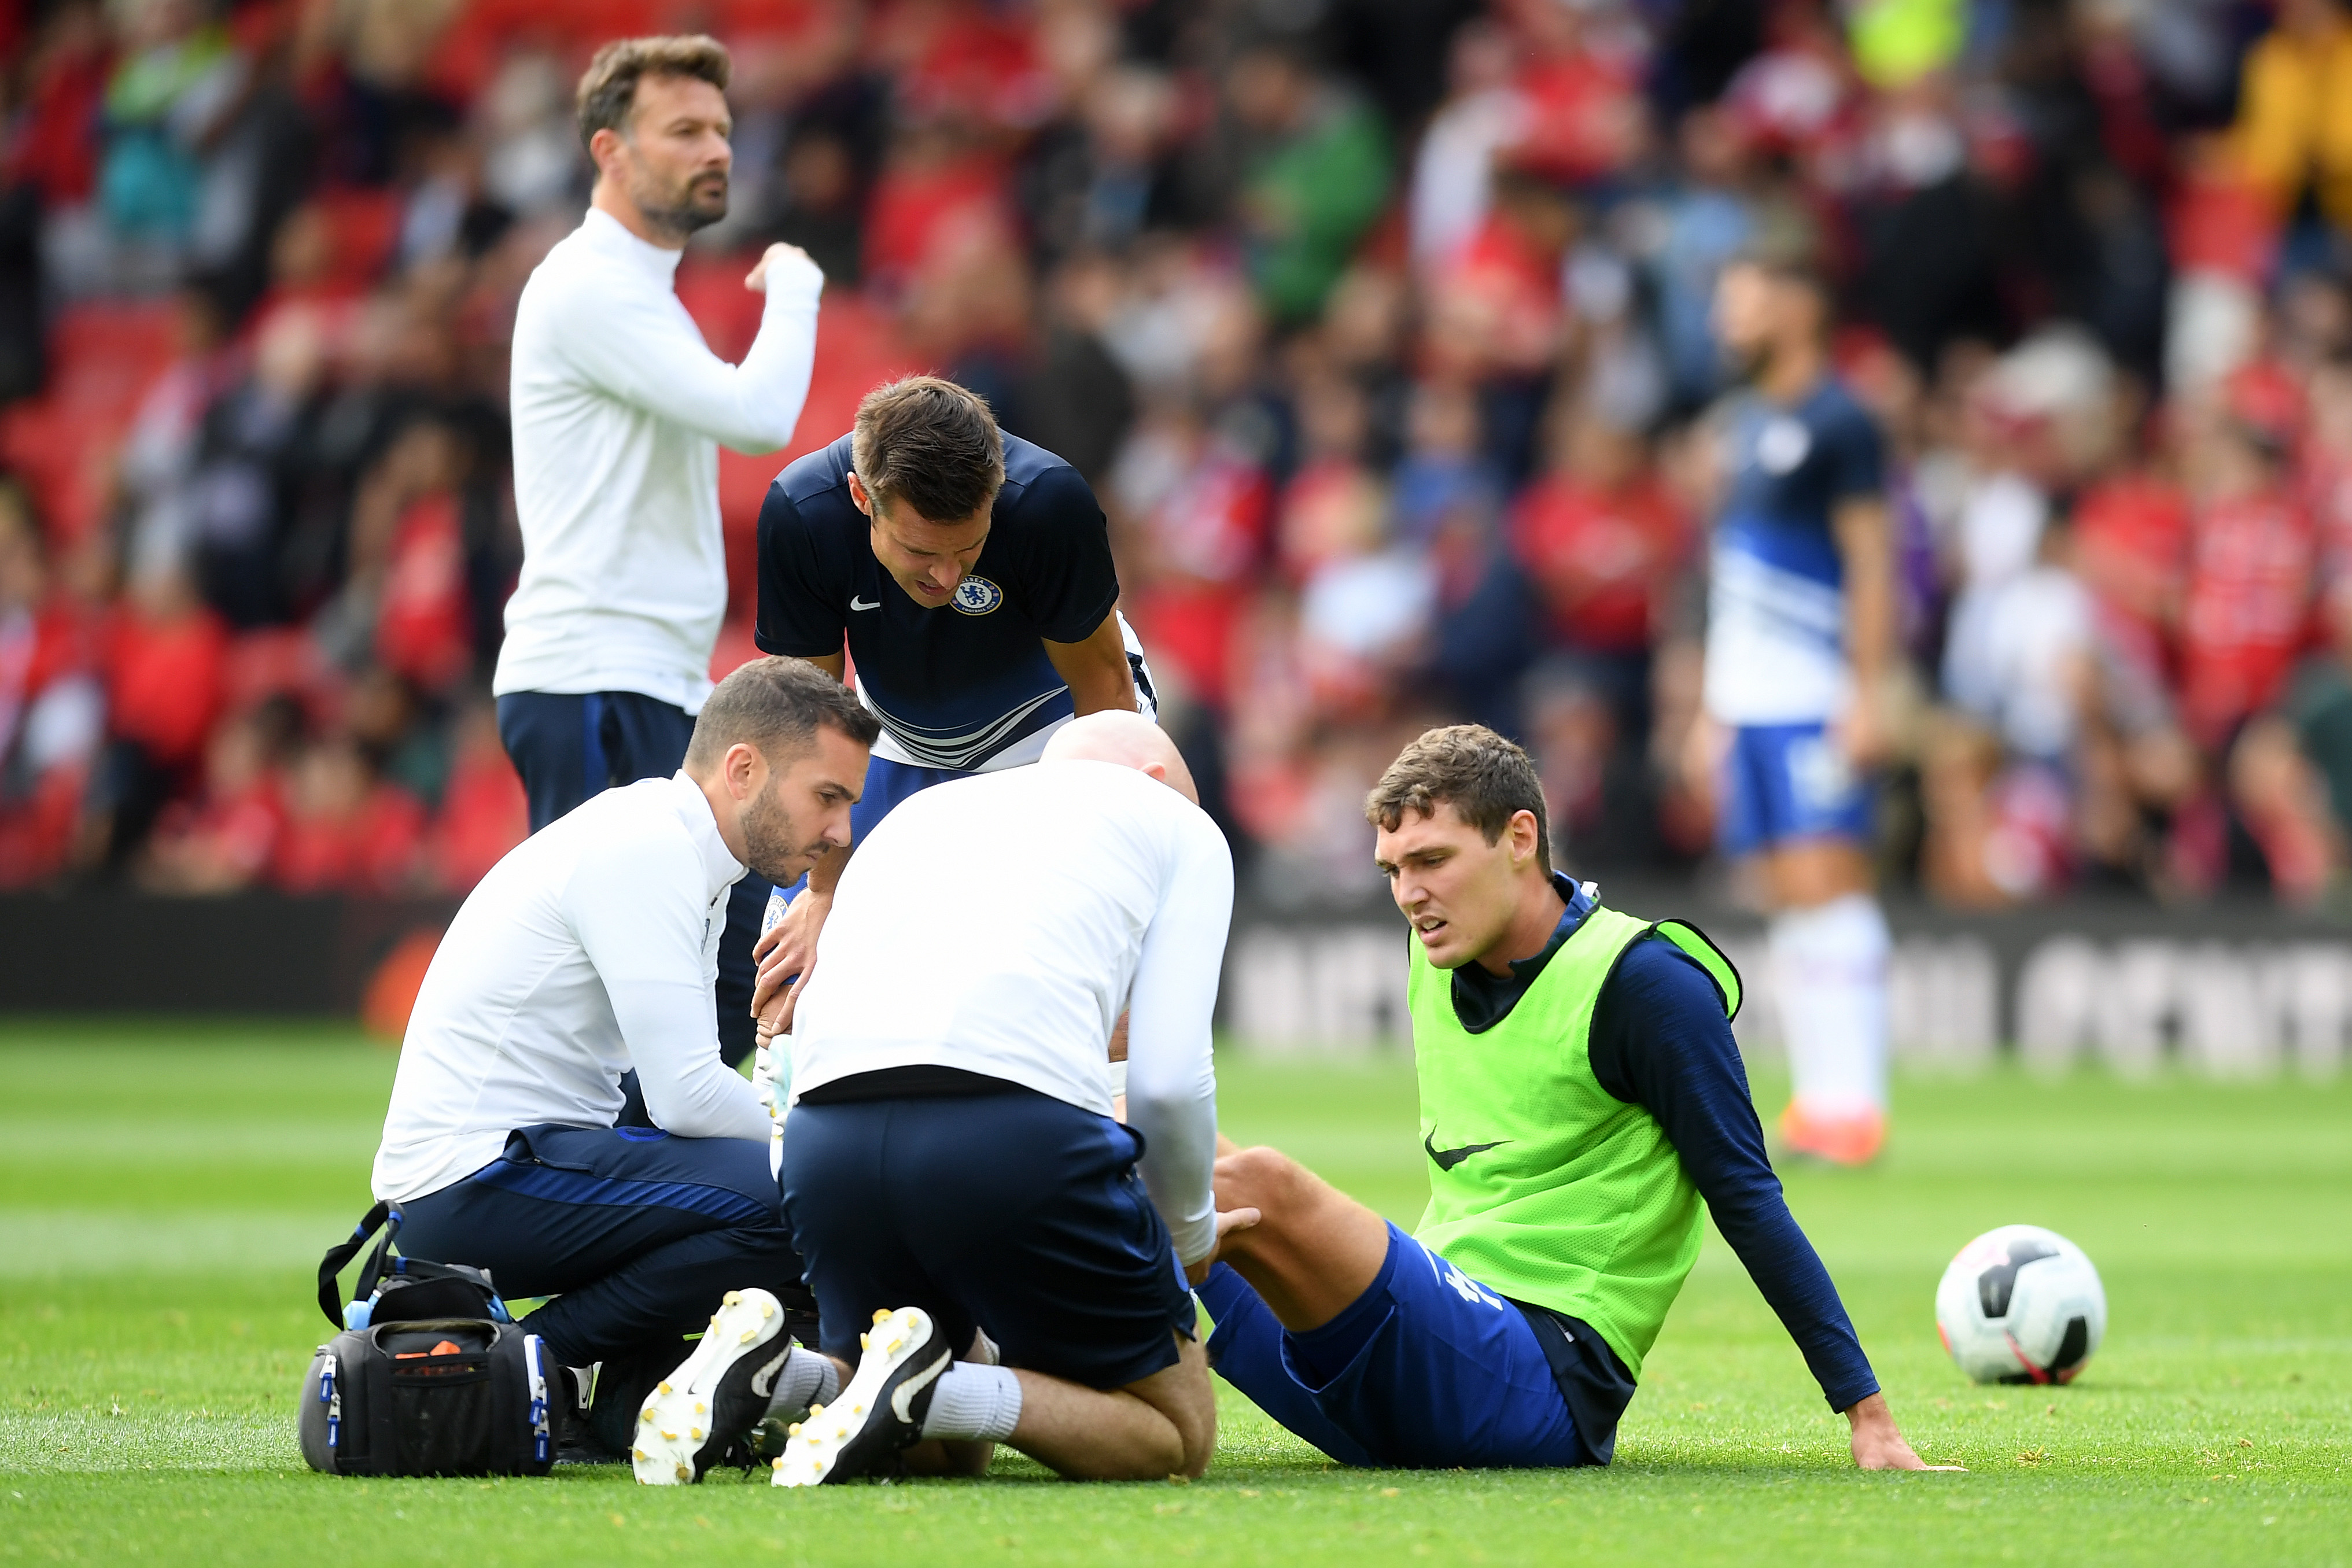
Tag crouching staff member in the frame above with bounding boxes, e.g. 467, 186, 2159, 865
370, 658, 876, 1451
631, 713, 1246, 1488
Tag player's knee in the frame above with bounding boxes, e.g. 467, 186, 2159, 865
1212, 1143, 1304, 1215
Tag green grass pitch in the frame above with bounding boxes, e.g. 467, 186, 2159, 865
1, 1021, 2347, 1566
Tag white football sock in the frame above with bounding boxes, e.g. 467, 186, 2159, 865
764, 1346, 840, 1418
1769, 891, 1890, 1118
918, 1363, 1023, 1442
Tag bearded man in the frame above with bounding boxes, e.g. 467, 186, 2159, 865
373, 658, 875, 1455
493, 35, 826, 1072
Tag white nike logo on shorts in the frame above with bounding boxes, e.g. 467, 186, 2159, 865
850, 597, 880, 611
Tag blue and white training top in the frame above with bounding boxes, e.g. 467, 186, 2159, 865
1701, 377, 1885, 726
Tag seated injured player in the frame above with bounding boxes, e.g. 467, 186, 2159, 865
1199, 725, 1954, 1471
631, 711, 1250, 1487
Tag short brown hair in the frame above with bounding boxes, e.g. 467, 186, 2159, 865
1365, 724, 1551, 869
685, 656, 879, 770
851, 375, 1006, 525
576, 35, 731, 150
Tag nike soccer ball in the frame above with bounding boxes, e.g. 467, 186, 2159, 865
1934, 1224, 2106, 1385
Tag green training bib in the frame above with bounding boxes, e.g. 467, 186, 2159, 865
1407, 901, 1740, 1377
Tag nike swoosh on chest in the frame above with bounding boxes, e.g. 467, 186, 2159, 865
1424, 1130, 1510, 1171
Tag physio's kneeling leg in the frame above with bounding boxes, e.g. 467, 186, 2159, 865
1004, 1330, 1214, 1480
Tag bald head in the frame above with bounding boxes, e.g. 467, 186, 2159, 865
1041, 711, 1199, 804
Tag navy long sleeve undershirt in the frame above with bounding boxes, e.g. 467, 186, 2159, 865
1448, 876, 1879, 1415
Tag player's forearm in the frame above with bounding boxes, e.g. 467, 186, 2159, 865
1045, 614, 1137, 716
573, 263, 821, 453
569, 840, 772, 1141
1834, 498, 1895, 688
1601, 965, 1881, 1411
719, 259, 824, 453
610, 979, 772, 1141
1123, 850, 1232, 1264
1127, 1069, 1218, 1266
1717, 1202, 1879, 1410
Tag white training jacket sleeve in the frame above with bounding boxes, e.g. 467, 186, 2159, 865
565, 829, 771, 1143
556, 248, 823, 455
1122, 813, 1234, 1268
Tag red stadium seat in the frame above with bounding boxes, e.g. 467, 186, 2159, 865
222, 627, 342, 723
315, 187, 405, 287
0, 299, 182, 543
673, 252, 767, 363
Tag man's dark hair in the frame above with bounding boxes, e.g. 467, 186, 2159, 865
1364, 724, 1551, 870
1731, 212, 1833, 313
851, 375, 1007, 525
576, 35, 731, 150
684, 656, 879, 770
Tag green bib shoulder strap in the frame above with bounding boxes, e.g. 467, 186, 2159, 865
1645, 918, 1742, 1021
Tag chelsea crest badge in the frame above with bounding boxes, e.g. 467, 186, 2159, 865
950, 575, 1004, 615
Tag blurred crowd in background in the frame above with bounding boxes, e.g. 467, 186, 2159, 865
9, 0, 2352, 909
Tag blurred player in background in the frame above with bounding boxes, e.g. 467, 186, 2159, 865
749, 375, 1157, 1035
492, 36, 824, 1069
1691, 249, 1898, 1166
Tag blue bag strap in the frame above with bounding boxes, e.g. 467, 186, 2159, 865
316, 1202, 398, 1329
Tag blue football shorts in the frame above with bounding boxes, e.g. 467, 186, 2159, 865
1716, 720, 1875, 859
1199, 1223, 1584, 1469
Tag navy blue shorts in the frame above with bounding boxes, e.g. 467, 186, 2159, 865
1716, 720, 1875, 859
778, 1085, 1196, 1390
1199, 1224, 1584, 1469
394, 1124, 800, 1370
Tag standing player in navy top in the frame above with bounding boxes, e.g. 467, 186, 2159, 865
1690, 249, 1898, 1165
750, 375, 1158, 1033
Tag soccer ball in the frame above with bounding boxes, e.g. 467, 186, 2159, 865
1934, 1224, 2106, 1385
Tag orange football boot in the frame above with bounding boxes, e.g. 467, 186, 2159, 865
1776, 1101, 1886, 1166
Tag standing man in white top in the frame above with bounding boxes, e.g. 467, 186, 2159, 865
495, 35, 825, 1072
379, 658, 876, 1458
628, 712, 1248, 1489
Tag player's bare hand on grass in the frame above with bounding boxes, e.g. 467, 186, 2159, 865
745, 242, 823, 296
1184, 1205, 1262, 1286
1846, 1393, 1963, 1471
751, 889, 828, 1030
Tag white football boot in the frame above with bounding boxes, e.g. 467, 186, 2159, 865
632, 1287, 792, 1485
770, 1306, 949, 1487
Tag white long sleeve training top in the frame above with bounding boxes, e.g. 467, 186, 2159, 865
493, 207, 823, 714
788, 761, 1234, 1266
372, 772, 770, 1204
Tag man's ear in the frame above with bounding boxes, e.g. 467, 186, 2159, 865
847, 473, 874, 518
588, 126, 626, 182
725, 741, 764, 800
1510, 809, 1542, 865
